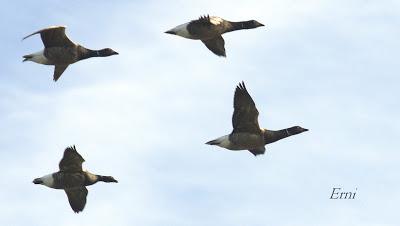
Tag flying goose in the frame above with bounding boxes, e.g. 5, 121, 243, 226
165, 15, 264, 57
33, 145, 118, 213
22, 26, 118, 82
206, 82, 308, 156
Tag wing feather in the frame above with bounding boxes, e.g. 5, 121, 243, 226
53, 65, 69, 82
59, 145, 85, 172
232, 82, 261, 134
201, 36, 226, 57
187, 15, 224, 38
65, 187, 88, 213
23, 26, 75, 48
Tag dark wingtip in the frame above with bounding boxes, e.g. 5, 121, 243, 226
212, 51, 226, 57
199, 14, 211, 21
237, 81, 246, 90
66, 145, 77, 152
248, 150, 264, 156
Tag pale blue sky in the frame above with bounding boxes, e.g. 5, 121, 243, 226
1, 0, 399, 225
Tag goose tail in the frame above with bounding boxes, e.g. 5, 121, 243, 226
205, 135, 229, 147
206, 139, 220, 145
22, 55, 32, 62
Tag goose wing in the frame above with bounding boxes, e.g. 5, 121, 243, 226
187, 15, 225, 37
65, 187, 88, 213
232, 82, 261, 134
59, 145, 85, 172
201, 36, 226, 57
249, 146, 266, 156
23, 26, 75, 48
53, 65, 69, 82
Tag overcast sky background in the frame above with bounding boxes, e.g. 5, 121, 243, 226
1, 0, 399, 225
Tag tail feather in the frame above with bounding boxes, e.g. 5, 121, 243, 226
206, 139, 220, 145
206, 135, 229, 148
22, 55, 32, 62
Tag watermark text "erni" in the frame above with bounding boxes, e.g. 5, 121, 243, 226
330, 187, 357, 199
